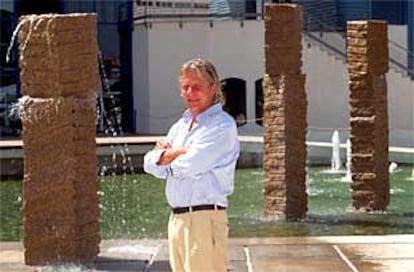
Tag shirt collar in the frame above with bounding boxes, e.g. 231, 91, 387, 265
182, 103, 222, 124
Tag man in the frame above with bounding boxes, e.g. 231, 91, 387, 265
144, 58, 240, 272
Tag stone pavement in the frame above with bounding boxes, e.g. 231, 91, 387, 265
1, 235, 414, 271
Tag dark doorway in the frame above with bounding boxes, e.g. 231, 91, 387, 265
220, 78, 246, 127
245, 0, 256, 20
117, 2, 134, 133
255, 78, 263, 126
17, 0, 62, 15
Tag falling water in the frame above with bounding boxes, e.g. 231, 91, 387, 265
321, 130, 345, 174
96, 53, 165, 269
388, 162, 398, 173
340, 138, 352, 183
331, 130, 342, 172
97, 53, 137, 235
407, 168, 414, 181
97, 52, 136, 176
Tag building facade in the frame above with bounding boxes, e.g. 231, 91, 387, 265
130, 0, 413, 165
0, 0, 135, 136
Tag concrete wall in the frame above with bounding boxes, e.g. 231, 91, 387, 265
387, 70, 414, 147
133, 20, 264, 134
302, 35, 349, 142
133, 25, 150, 133
389, 25, 408, 66
409, 0, 414, 70
132, 19, 413, 149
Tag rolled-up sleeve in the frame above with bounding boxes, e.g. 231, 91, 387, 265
143, 149, 168, 179
143, 124, 178, 179
169, 124, 239, 179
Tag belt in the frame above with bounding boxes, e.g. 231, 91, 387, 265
172, 204, 226, 214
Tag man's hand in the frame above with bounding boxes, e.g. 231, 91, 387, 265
157, 147, 187, 165
154, 139, 187, 165
155, 139, 171, 150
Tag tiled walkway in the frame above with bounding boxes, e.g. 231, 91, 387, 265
1, 235, 413, 271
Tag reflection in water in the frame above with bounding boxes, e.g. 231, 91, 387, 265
389, 162, 399, 173
407, 168, 414, 181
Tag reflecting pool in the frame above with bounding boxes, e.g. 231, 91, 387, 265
1, 166, 413, 241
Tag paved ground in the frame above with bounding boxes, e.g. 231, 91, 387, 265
1, 235, 414, 272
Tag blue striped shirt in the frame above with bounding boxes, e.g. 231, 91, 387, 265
144, 103, 240, 208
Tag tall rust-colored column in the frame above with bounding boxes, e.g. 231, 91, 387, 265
18, 14, 100, 265
347, 20, 389, 211
263, 4, 307, 219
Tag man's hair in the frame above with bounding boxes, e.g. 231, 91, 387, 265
180, 58, 223, 104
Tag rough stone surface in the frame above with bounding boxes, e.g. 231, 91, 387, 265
347, 20, 389, 211
18, 14, 100, 98
263, 4, 307, 219
19, 14, 100, 265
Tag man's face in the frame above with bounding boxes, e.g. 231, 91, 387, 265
180, 70, 216, 117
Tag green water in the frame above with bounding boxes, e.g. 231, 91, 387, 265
1, 167, 413, 241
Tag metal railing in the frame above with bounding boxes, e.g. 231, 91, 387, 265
303, 12, 414, 79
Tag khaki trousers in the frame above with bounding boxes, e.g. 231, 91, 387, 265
168, 209, 229, 272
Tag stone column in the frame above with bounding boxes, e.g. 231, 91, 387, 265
263, 4, 307, 219
18, 14, 100, 265
347, 20, 389, 211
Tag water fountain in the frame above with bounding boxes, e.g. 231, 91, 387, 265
2, 5, 412, 271
321, 130, 347, 174
407, 168, 414, 181
7, 11, 146, 269
388, 162, 399, 173
331, 130, 342, 172
13, 13, 101, 266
